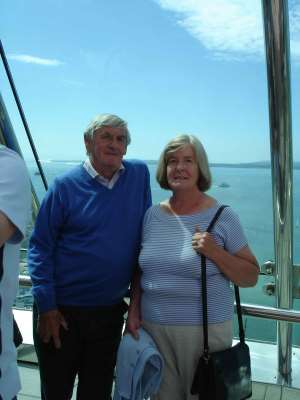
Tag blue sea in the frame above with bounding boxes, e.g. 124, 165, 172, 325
22, 160, 300, 344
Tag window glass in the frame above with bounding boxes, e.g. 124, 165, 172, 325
1, 0, 299, 344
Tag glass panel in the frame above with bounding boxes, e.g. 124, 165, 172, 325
1, 1, 299, 348
233, 316, 277, 343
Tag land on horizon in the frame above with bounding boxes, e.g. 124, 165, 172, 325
34, 159, 300, 169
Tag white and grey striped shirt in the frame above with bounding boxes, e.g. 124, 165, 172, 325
139, 203, 247, 325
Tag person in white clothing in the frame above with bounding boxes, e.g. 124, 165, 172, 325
0, 145, 31, 400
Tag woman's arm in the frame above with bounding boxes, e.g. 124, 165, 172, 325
192, 228, 259, 287
126, 268, 142, 339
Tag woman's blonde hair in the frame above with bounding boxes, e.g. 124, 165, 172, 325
156, 134, 212, 192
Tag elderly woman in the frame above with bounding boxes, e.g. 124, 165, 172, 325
127, 134, 259, 400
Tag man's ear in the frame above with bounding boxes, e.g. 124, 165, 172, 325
84, 136, 92, 155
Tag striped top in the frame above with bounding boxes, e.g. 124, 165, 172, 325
139, 203, 247, 325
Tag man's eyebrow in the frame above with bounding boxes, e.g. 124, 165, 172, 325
99, 129, 124, 135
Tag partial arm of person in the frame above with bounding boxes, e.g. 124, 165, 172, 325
125, 164, 151, 338
126, 267, 142, 339
0, 148, 31, 247
28, 181, 68, 348
0, 211, 16, 247
192, 214, 259, 287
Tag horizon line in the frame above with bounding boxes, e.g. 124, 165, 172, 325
24, 158, 300, 165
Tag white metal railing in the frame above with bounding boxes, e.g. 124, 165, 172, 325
18, 275, 300, 324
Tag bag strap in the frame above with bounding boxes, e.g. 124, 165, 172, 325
234, 284, 245, 343
200, 206, 226, 356
200, 205, 245, 358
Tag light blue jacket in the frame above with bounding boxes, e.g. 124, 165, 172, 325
113, 328, 164, 400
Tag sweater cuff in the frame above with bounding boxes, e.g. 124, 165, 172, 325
32, 285, 57, 313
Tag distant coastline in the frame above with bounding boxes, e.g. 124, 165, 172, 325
30, 159, 300, 170
210, 161, 300, 170
146, 160, 300, 169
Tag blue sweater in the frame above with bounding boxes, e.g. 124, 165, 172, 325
28, 160, 151, 312
114, 328, 164, 400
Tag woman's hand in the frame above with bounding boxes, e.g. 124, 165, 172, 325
191, 226, 259, 287
192, 225, 219, 258
125, 305, 141, 340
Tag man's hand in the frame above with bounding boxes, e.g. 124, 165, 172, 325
37, 309, 68, 349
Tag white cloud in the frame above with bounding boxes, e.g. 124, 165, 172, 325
154, 0, 300, 62
8, 54, 64, 66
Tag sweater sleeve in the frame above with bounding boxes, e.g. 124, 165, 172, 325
28, 178, 67, 312
144, 165, 152, 211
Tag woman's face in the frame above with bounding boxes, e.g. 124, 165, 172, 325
166, 144, 199, 192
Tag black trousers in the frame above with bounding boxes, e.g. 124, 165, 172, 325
33, 302, 127, 400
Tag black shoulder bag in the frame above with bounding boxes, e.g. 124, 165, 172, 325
191, 205, 252, 400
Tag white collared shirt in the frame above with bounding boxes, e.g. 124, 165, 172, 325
0, 146, 31, 400
83, 158, 125, 189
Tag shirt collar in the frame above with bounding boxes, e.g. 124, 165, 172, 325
83, 158, 125, 180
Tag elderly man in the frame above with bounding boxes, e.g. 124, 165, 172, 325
0, 145, 31, 400
28, 114, 152, 400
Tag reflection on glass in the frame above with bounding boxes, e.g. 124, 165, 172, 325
16, 160, 300, 345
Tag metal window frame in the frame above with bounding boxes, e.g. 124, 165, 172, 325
261, 0, 294, 385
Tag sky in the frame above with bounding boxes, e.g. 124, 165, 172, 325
1, 0, 300, 163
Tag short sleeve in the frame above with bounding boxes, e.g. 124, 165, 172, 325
0, 148, 31, 244
141, 206, 156, 243
221, 207, 248, 254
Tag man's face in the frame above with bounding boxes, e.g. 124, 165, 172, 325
84, 126, 127, 178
